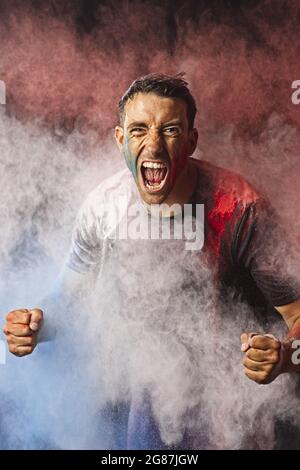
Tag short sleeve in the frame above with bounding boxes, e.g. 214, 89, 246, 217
66, 199, 102, 274
232, 199, 300, 307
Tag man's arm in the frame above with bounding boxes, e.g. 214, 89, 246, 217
241, 300, 300, 384
2, 264, 96, 356
3, 188, 104, 357
229, 199, 300, 384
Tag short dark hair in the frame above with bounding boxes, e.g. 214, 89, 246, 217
118, 73, 197, 129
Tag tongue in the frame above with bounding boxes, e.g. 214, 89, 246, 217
144, 167, 167, 183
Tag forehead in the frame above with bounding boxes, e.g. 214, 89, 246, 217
124, 92, 188, 126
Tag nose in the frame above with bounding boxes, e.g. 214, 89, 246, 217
145, 129, 165, 158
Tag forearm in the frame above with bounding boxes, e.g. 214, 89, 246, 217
37, 289, 67, 342
37, 266, 89, 342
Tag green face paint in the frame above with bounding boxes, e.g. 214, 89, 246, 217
123, 136, 138, 181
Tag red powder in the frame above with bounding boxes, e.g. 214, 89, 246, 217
207, 191, 238, 256
2, 1, 300, 136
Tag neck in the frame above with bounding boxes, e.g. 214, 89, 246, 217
165, 158, 196, 204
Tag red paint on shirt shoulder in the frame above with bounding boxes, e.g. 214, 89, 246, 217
207, 191, 239, 256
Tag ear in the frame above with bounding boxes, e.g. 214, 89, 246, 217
187, 128, 198, 156
115, 125, 124, 151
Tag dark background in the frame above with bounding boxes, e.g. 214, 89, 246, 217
1, 0, 300, 138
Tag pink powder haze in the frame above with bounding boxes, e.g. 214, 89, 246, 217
1, 0, 300, 224
1, 0, 300, 134
0, 0, 300, 450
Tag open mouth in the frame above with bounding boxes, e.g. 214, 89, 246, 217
140, 160, 168, 192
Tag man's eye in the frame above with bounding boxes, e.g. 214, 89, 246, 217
130, 128, 146, 136
163, 127, 180, 136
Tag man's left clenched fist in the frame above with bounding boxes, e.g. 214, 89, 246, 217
240, 332, 282, 384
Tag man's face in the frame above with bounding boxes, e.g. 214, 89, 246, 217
115, 92, 198, 204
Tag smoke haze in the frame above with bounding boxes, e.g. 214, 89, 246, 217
0, 0, 299, 449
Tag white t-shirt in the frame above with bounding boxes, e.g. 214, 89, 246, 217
66, 166, 203, 280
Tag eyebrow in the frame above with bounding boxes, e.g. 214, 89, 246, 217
161, 120, 183, 127
127, 119, 183, 129
127, 121, 148, 129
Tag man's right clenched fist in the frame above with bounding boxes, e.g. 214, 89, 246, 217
3, 308, 43, 357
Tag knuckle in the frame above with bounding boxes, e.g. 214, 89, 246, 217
259, 352, 267, 361
22, 325, 31, 335
251, 337, 259, 348
271, 351, 279, 363
9, 344, 17, 354
7, 310, 30, 323
259, 337, 268, 347
260, 371, 269, 382
23, 313, 31, 324
7, 335, 14, 346
6, 312, 14, 322
247, 349, 256, 360
264, 363, 273, 373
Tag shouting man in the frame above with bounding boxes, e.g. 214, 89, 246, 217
3, 73, 300, 449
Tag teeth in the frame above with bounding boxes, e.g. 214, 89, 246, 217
146, 181, 163, 189
142, 161, 166, 169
